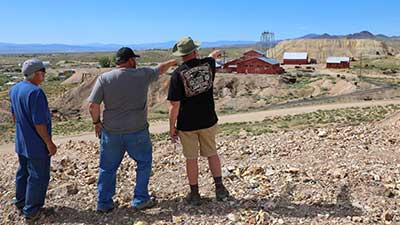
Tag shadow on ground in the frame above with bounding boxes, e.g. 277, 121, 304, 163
35, 184, 362, 224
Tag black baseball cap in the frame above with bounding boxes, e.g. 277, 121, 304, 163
115, 47, 140, 65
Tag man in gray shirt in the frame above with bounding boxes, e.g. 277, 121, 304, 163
88, 47, 176, 212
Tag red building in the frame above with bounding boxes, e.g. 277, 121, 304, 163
222, 50, 284, 74
283, 52, 308, 65
243, 50, 265, 59
326, 57, 350, 69
222, 58, 241, 73
237, 57, 284, 74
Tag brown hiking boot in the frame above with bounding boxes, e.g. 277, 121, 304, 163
186, 192, 201, 206
216, 186, 230, 201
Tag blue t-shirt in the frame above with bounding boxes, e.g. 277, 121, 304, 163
9, 81, 52, 159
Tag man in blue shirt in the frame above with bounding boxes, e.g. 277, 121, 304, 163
9, 59, 57, 222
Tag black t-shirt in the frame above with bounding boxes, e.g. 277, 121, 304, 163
167, 57, 218, 131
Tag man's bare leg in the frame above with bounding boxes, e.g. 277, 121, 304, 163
186, 158, 201, 205
207, 154, 221, 177
186, 159, 199, 185
208, 154, 229, 200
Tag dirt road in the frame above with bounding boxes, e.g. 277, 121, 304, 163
1, 99, 400, 155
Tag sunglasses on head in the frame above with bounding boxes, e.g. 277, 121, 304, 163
37, 68, 46, 73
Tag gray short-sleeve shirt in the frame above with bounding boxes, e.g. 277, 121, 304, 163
88, 67, 160, 133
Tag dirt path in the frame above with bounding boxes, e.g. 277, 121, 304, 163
1, 99, 400, 155
318, 68, 399, 80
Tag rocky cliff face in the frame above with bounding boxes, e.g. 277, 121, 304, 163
272, 39, 398, 63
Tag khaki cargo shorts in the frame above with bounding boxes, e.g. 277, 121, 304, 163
178, 124, 218, 159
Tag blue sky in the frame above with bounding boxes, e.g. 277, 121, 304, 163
0, 0, 399, 44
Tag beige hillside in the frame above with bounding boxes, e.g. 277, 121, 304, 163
52, 76, 98, 115
61, 68, 112, 85
51, 73, 378, 117
272, 39, 395, 63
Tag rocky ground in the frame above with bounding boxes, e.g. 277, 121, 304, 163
1, 121, 400, 225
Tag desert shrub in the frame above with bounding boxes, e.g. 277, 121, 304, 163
99, 57, 111, 68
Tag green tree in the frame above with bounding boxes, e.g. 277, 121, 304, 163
0, 75, 10, 86
111, 55, 117, 65
99, 57, 111, 68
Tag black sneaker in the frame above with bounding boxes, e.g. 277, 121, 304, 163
186, 192, 201, 206
14, 204, 24, 216
216, 186, 230, 201
24, 207, 54, 223
24, 212, 41, 223
132, 197, 157, 211
96, 203, 116, 214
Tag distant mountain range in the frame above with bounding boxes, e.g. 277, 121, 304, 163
298, 31, 400, 40
0, 31, 398, 54
0, 40, 257, 54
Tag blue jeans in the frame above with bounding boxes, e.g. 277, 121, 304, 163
97, 128, 152, 210
14, 154, 50, 217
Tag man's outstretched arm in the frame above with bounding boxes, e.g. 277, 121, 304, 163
208, 49, 222, 59
158, 59, 178, 74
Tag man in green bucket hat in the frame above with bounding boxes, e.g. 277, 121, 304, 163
171, 36, 201, 56
168, 37, 230, 205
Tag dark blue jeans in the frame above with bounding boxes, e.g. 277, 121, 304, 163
97, 128, 152, 210
14, 154, 50, 217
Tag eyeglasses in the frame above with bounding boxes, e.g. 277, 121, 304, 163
37, 68, 46, 73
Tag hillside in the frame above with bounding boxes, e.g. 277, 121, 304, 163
51, 72, 380, 118
0, 41, 257, 54
272, 39, 399, 63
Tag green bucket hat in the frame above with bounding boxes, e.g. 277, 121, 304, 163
172, 37, 201, 56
